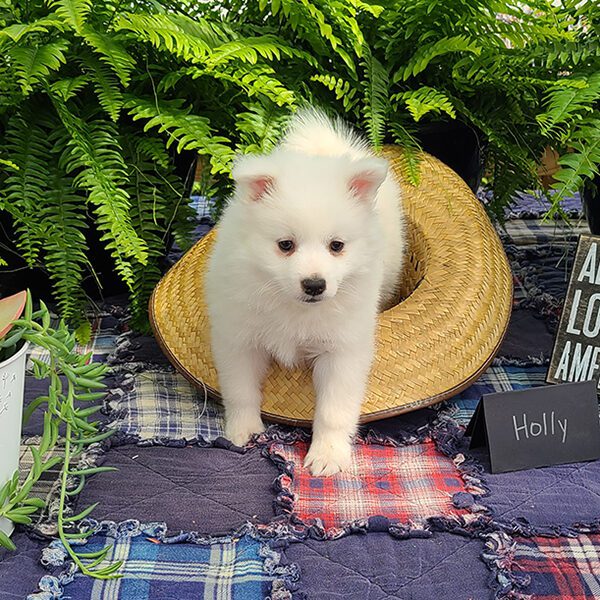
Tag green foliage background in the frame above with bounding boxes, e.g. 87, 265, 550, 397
0, 0, 598, 329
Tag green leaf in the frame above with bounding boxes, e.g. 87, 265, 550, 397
0, 530, 16, 551
0, 291, 27, 339
64, 502, 98, 522
69, 466, 117, 476
5, 513, 33, 525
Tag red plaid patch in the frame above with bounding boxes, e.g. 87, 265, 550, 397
514, 535, 600, 599
271, 441, 468, 530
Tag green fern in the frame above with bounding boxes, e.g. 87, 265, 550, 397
81, 30, 136, 86
3, 116, 52, 266
235, 101, 290, 154
389, 123, 422, 186
310, 73, 359, 111
394, 35, 482, 82
122, 134, 192, 330
205, 35, 318, 69
50, 75, 89, 102
82, 54, 123, 121
124, 95, 236, 174
114, 12, 211, 63
394, 87, 456, 122
52, 98, 148, 289
50, 0, 92, 33
9, 40, 68, 93
550, 120, 600, 205
362, 50, 389, 148
537, 72, 600, 136
0, 16, 65, 44
43, 168, 89, 322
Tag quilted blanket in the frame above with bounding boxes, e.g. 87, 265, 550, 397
2, 194, 599, 600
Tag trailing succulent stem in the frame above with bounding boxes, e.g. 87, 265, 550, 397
0, 293, 121, 578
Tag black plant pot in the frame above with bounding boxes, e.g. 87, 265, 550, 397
582, 174, 600, 234
413, 120, 485, 193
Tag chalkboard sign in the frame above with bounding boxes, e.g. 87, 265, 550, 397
548, 234, 600, 391
467, 380, 600, 473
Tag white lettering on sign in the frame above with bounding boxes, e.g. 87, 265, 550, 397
553, 340, 600, 383
512, 411, 568, 444
578, 242, 600, 284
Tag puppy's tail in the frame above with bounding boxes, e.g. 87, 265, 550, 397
281, 107, 371, 159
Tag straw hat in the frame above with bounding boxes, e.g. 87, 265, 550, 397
150, 147, 513, 427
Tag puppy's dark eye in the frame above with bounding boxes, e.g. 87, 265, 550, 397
278, 240, 295, 253
329, 240, 345, 253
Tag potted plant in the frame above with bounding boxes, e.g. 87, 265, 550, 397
0, 290, 121, 578
0, 0, 309, 331
0, 291, 28, 539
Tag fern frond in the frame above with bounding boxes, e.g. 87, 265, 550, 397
43, 168, 89, 322
537, 72, 600, 136
114, 13, 211, 62
9, 40, 68, 93
394, 87, 456, 122
3, 116, 53, 266
550, 120, 600, 204
362, 50, 389, 148
49, 0, 92, 33
52, 98, 148, 288
395, 35, 481, 82
82, 55, 123, 121
81, 29, 136, 86
235, 102, 290, 154
121, 134, 192, 330
205, 35, 317, 69
310, 73, 359, 111
124, 95, 235, 174
389, 123, 422, 186
50, 75, 89, 101
0, 16, 65, 44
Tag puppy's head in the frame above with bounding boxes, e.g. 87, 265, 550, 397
232, 150, 387, 305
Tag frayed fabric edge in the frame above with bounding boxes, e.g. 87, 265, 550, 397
28, 519, 303, 600
263, 417, 491, 541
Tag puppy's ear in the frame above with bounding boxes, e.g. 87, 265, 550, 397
348, 157, 388, 202
232, 155, 276, 202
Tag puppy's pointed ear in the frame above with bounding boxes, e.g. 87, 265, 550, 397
232, 155, 276, 202
348, 157, 388, 202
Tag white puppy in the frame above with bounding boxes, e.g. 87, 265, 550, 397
205, 109, 405, 476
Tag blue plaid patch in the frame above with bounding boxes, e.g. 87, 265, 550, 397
445, 365, 548, 424
31, 524, 295, 600
107, 372, 225, 444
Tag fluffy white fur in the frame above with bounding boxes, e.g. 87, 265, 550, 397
205, 109, 405, 476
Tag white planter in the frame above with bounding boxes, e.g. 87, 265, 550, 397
0, 342, 29, 538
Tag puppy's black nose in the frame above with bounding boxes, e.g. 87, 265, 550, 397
302, 277, 326, 296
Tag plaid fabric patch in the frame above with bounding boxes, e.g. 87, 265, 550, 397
107, 372, 225, 443
445, 365, 548, 424
272, 441, 468, 531
501, 218, 588, 248
54, 534, 281, 600
513, 534, 600, 599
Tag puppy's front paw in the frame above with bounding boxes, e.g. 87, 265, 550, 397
304, 435, 352, 476
225, 416, 265, 447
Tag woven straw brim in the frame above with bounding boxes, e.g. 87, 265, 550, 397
150, 148, 513, 427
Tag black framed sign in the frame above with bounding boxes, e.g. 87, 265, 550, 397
548, 234, 600, 392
